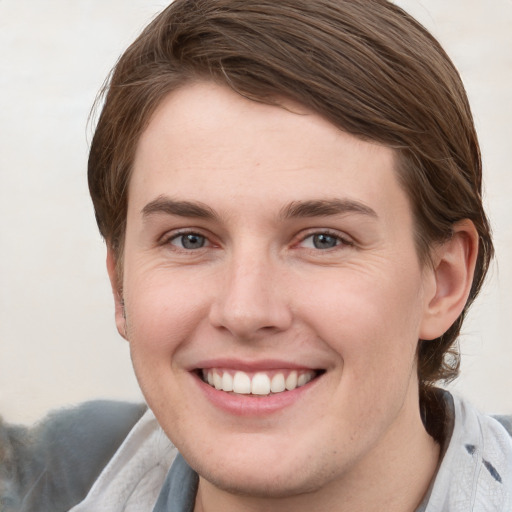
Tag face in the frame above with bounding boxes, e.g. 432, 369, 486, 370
117, 82, 438, 497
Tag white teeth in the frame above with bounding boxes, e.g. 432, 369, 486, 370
285, 371, 298, 390
204, 369, 317, 396
222, 372, 233, 392
270, 373, 286, 393
251, 373, 271, 395
298, 373, 312, 387
233, 371, 251, 394
213, 372, 222, 390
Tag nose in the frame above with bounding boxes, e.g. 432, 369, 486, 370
208, 251, 293, 340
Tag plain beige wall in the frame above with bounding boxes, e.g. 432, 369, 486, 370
1, 0, 511, 424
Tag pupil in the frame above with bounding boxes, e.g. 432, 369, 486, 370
313, 234, 337, 249
182, 234, 205, 249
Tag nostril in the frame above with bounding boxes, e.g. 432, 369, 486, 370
208, 303, 293, 339
208, 269, 293, 337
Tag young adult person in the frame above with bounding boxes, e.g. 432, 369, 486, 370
2, 1, 511, 511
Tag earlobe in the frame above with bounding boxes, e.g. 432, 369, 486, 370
106, 247, 128, 341
419, 220, 479, 341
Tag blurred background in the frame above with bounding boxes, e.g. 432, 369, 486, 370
1, 0, 511, 424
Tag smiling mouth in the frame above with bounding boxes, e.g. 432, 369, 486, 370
199, 368, 323, 396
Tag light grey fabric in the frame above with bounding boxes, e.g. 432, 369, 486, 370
416, 394, 512, 512
493, 415, 512, 437
0, 401, 146, 512
68, 408, 177, 512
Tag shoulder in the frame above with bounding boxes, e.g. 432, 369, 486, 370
421, 391, 512, 511
0, 400, 147, 512
492, 415, 512, 437
445, 395, 512, 508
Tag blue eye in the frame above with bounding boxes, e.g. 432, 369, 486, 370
301, 233, 345, 250
171, 233, 207, 249
312, 233, 339, 249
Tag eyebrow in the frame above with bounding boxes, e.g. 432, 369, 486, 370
141, 196, 218, 220
141, 196, 377, 222
280, 199, 378, 220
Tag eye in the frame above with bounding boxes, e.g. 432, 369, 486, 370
299, 232, 351, 250
169, 232, 209, 250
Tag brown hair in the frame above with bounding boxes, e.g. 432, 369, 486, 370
88, 0, 493, 406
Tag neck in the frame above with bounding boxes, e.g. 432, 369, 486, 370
194, 398, 440, 512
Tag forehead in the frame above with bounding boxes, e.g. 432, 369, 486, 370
130, 81, 410, 224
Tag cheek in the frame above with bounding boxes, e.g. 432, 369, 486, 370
122, 272, 207, 416
298, 267, 425, 376
123, 270, 209, 357
297, 273, 424, 440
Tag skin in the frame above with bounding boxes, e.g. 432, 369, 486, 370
107, 82, 478, 512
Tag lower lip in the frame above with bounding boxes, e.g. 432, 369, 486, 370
193, 373, 319, 416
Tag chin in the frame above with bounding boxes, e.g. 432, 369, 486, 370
182, 439, 338, 500
198, 464, 327, 499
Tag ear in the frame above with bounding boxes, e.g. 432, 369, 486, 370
106, 247, 128, 341
419, 220, 479, 340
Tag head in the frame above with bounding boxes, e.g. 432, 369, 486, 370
89, 0, 492, 406
89, 0, 493, 501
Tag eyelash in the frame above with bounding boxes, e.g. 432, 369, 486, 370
163, 230, 212, 251
296, 230, 354, 251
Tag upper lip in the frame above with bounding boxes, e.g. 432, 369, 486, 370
190, 358, 321, 372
